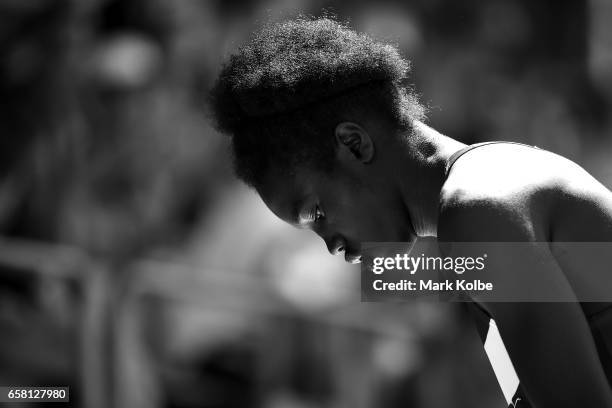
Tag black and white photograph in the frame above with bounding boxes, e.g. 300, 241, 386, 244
1, 1, 612, 407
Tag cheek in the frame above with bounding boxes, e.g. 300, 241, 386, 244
329, 196, 388, 236
319, 176, 407, 238
342, 194, 412, 240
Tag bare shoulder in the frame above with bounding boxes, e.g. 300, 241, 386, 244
438, 143, 612, 242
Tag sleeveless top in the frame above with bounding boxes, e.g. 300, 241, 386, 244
444, 141, 612, 407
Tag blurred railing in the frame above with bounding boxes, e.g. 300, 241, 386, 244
0, 238, 381, 408
0, 236, 491, 408
0, 237, 110, 408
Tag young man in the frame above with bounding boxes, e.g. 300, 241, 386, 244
210, 17, 612, 407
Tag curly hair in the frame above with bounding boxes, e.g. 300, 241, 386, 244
209, 16, 424, 188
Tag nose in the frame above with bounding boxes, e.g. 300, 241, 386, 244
325, 236, 346, 255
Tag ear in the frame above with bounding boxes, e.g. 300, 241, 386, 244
334, 122, 375, 164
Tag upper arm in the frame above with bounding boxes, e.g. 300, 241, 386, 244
438, 195, 612, 407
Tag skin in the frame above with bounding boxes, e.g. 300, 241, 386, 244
255, 113, 612, 407
258, 120, 465, 260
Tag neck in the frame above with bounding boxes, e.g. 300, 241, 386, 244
395, 121, 466, 237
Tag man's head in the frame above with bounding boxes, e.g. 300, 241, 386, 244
210, 17, 425, 261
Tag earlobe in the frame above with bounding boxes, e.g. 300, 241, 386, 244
334, 122, 375, 164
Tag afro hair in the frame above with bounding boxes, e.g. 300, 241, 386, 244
209, 16, 424, 188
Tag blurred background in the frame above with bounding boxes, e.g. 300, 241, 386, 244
0, 0, 611, 407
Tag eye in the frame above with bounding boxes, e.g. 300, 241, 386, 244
297, 203, 325, 226
313, 205, 325, 222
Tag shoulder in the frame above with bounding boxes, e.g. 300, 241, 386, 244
437, 190, 539, 242
437, 143, 575, 242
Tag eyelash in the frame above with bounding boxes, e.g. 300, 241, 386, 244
313, 205, 325, 222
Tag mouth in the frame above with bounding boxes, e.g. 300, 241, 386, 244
344, 253, 362, 264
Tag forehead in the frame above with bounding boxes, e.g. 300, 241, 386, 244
257, 167, 319, 225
